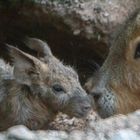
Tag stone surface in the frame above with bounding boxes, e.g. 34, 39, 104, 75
0, 0, 140, 84
110, 129, 140, 140
7, 125, 36, 140
43, 0, 140, 41
0, 110, 140, 140
49, 111, 99, 131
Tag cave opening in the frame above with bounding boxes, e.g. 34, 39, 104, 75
0, 6, 108, 85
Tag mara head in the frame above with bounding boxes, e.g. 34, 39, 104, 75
6, 37, 92, 118
85, 10, 140, 118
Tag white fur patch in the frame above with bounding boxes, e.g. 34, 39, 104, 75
0, 59, 14, 80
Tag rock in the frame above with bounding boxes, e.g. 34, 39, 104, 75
0, 133, 6, 140
7, 125, 36, 140
36, 130, 68, 140
44, 0, 140, 42
0, 0, 140, 84
69, 130, 85, 140
0, 110, 139, 140
49, 111, 98, 131
110, 129, 140, 140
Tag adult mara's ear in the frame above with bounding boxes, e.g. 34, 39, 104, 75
24, 37, 53, 60
5, 44, 45, 86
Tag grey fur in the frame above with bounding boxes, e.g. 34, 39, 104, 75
0, 39, 91, 130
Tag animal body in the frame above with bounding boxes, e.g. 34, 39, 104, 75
85, 10, 140, 118
0, 38, 91, 130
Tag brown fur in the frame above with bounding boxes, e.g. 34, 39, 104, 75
0, 38, 91, 130
85, 10, 140, 118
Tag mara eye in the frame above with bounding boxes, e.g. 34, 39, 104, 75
52, 84, 65, 93
134, 42, 140, 59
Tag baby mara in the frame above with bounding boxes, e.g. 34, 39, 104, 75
0, 38, 92, 131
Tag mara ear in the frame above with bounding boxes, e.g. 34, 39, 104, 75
24, 37, 53, 60
6, 44, 43, 85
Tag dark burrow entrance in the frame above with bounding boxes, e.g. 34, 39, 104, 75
0, 5, 108, 85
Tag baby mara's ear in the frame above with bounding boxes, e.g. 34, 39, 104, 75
24, 37, 53, 61
6, 44, 47, 86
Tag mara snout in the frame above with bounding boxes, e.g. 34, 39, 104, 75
85, 10, 140, 118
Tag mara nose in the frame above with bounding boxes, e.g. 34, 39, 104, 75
82, 103, 91, 113
92, 92, 102, 102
